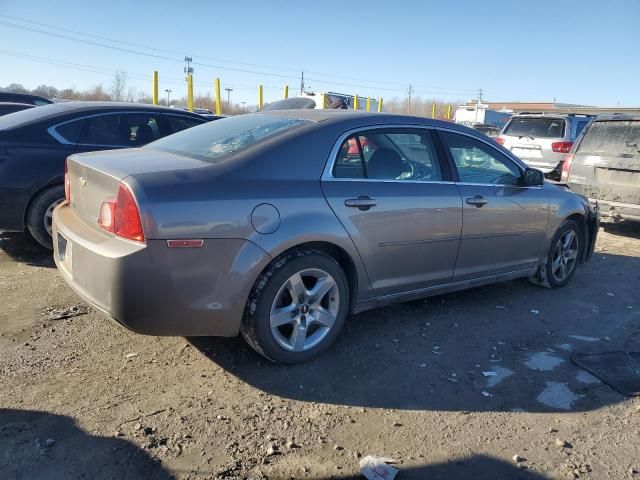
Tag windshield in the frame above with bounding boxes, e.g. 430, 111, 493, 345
504, 117, 566, 138
148, 114, 306, 160
576, 120, 640, 158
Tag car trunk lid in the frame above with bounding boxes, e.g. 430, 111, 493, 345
568, 120, 640, 205
66, 147, 209, 232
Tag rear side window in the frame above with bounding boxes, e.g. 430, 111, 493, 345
333, 129, 442, 181
78, 113, 163, 147
576, 121, 640, 158
53, 118, 84, 143
166, 115, 205, 134
149, 114, 305, 161
504, 118, 566, 138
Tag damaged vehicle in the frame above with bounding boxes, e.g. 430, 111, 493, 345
52, 110, 599, 363
563, 115, 640, 221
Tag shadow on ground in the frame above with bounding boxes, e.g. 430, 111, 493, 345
191, 250, 639, 413
0, 409, 174, 479
600, 218, 640, 240
0, 231, 54, 268
329, 454, 550, 479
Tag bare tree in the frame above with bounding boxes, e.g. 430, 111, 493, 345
110, 71, 128, 102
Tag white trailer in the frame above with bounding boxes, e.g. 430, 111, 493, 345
454, 104, 512, 128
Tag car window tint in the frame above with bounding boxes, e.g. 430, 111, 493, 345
333, 130, 442, 181
166, 115, 204, 134
441, 131, 522, 185
574, 120, 590, 138
53, 119, 84, 143
504, 118, 566, 138
79, 113, 162, 147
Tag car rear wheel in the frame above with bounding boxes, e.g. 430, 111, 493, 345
241, 249, 349, 364
537, 220, 581, 288
26, 185, 65, 250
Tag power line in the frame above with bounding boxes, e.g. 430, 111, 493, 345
0, 16, 481, 97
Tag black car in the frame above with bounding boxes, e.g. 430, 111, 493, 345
0, 101, 208, 247
0, 102, 35, 117
0, 92, 53, 106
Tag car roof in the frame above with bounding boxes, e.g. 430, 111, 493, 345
0, 101, 204, 130
260, 108, 463, 128
0, 92, 52, 104
0, 102, 35, 108
592, 114, 640, 122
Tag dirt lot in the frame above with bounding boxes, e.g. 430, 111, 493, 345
1, 221, 640, 480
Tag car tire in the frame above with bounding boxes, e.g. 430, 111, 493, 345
241, 249, 350, 364
26, 185, 65, 250
533, 219, 582, 289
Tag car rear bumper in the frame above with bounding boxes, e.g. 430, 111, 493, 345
594, 199, 640, 221
52, 204, 271, 337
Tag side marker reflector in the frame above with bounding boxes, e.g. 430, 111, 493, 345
167, 239, 204, 248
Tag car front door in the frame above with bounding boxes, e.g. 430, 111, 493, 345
321, 127, 462, 298
438, 130, 549, 282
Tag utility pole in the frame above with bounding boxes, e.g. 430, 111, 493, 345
165, 89, 171, 106
407, 84, 414, 114
184, 56, 193, 80
241, 101, 246, 113
225, 88, 233, 109
300, 70, 305, 94
478, 88, 483, 103
475, 88, 483, 124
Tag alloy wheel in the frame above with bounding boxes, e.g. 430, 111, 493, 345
44, 198, 64, 237
270, 268, 340, 352
551, 230, 579, 282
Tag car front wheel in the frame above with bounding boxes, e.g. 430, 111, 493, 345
26, 186, 65, 249
540, 220, 581, 288
241, 249, 349, 364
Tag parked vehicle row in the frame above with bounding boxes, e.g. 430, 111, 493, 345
52, 110, 598, 363
496, 113, 593, 180
0, 102, 209, 247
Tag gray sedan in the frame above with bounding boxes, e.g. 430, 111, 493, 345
52, 110, 599, 363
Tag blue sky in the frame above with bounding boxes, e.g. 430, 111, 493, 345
0, 0, 638, 106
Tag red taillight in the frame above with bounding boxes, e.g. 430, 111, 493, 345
64, 160, 70, 204
98, 183, 145, 242
494, 137, 505, 145
561, 153, 574, 182
551, 141, 573, 153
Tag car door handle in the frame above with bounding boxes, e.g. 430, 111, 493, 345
466, 195, 488, 207
345, 196, 377, 210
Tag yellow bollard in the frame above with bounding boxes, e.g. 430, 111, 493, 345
377, 97, 383, 112
431, 103, 436, 119
258, 85, 264, 110
187, 74, 194, 112
214, 78, 222, 115
366, 97, 371, 112
353, 95, 359, 110
283, 85, 289, 99
152, 71, 159, 105
446, 104, 452, 120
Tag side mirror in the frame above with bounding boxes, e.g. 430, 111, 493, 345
523, 168, 544, 186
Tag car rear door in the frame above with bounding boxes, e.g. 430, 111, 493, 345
321, 127, 462, 298
438, 129, 549, 282
568, 119, 640, 213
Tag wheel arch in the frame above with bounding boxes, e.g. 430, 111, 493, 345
23, 179, 64, 230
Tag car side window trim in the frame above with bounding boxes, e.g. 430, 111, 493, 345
48, 111, 201, 146
322, 124, 454, 184
434, 127, 542, 189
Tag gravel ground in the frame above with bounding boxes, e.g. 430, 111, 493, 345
1, 221, 640, 480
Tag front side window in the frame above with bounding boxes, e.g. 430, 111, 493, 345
440, 131, 522, 186
166, 115, 205, 134
333, 129, 442, 181
150, 114, 305, 161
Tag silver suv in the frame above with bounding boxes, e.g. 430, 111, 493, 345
497, 114, 593, 180
565, 115, 640, 221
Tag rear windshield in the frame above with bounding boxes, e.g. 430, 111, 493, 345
576, 120, 640, 158
504, 117, 566, 138
148, 114, 306, 161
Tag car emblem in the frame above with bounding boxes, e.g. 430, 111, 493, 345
80, 176, 87, 188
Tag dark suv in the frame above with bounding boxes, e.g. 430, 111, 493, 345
0, 102, 207, 247
565, 115, 640, 221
